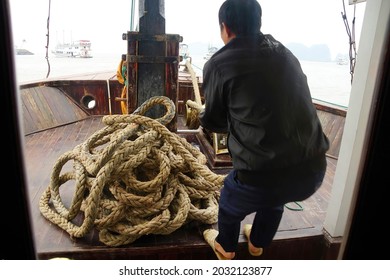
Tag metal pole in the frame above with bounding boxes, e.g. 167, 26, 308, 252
130, 0, 136, 31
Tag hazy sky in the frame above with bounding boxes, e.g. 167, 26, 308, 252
9, 0, 366, 58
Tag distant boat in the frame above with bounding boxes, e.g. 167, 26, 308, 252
179, 43, 190, 66
336, 55, 349, 65
203, 46, 218, 61
179, 43, 190, 60
52, 40, 93, 58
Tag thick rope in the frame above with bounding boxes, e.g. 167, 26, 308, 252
185, 59, 202, 106
39, 96, 225, 247
116, 59, 128, 114
184, 60, 203, 129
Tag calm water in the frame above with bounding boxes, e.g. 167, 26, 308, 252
14, 53, 122, 82
14, 53, 351, 108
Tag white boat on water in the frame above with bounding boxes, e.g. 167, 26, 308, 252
336, 54, 349, 65
179, 43, 191, 67
203, 46, 218, 61
52, 40, 93, 58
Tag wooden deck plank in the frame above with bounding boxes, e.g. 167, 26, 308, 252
20, 86, 89, 135
316, 109, 346, 159
22, 88, 45, 133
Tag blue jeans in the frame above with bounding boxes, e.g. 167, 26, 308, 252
216, 168, 325, 252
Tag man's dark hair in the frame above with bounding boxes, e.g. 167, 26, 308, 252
218, 0, 262, 35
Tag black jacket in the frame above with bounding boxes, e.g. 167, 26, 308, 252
199, 33, 329, 183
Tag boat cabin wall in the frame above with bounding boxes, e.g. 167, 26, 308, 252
19, 79, 124, 135
47, 80, 125, 115
20, 79, 125, 116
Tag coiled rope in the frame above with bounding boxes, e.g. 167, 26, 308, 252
39, 96, 225, 247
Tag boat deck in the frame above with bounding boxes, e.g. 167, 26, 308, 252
24, 115, 337, 260
19, 71, 346, 259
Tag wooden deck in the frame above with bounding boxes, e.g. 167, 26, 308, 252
20, 75, 345, 259
23, 115, 337, 260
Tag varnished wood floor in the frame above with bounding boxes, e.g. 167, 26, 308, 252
23, 116, 337, 260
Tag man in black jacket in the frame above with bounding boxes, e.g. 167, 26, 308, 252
200, 0, 329, 260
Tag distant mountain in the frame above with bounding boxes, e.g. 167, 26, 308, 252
15, 39, 34, 55
16, 48, 34, 55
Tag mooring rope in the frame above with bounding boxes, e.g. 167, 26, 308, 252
39, 96, 225, 247
116, 59, 128, 114
184, 60, 204, 129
